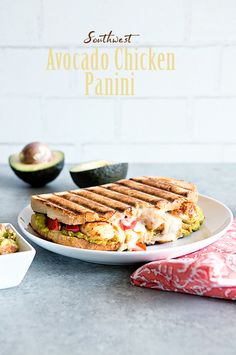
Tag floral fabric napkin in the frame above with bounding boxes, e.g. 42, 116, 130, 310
131, 218, 236, 300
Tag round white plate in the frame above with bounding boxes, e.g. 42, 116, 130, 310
18, 195, 233, 265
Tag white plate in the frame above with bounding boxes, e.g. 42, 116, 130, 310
18, 195, 233, 265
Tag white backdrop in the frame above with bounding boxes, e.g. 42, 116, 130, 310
0, 0, 236, 163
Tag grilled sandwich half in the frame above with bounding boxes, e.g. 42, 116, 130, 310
30, 176, 204, 251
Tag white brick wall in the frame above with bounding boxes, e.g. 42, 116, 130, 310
221, 46, 236, 94
120, 99, 188, 143
193, 98, 236, 143
0, 0, 41, 45
42, 0, 186, 45
42, 98, 115, 143
191, 0, 236, 41
0, 0, 236, 163
0, 97, 42, 141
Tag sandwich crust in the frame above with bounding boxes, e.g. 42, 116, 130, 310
31, 176, 198, 225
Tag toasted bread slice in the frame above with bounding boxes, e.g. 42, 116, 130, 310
30, 215, 120, 251
31, 176, 198, 225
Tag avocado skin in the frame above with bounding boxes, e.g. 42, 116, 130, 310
10, 158, 64, 187
70, 162, 128, 188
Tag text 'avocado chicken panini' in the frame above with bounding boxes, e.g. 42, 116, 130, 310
30, 176, 204, 252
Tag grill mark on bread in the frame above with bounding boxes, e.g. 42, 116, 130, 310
35, 196, 79, 216
46, 195, 96, 214
131, 177, 190, 197
70, 189, 131, 211
104, 183, 167, 206
116, 179, 182, 202
85, 186, 150, 207
53, 193, 118, 214
152, 177, 195, 191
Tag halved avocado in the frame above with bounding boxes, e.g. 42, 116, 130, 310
69, 160, 128, 188
9, 151, 64, 187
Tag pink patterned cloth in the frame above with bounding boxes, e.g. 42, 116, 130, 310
131, 218, 236, 300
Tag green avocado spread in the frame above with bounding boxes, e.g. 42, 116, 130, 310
34, 213, 119, 246
181, 205, 204, 237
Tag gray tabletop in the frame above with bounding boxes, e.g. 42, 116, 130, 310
0, 164, 236, 355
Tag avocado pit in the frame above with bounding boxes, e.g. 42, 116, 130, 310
20, 142, 53, 165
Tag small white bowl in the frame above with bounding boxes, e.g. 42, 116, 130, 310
0, 223, 35, 289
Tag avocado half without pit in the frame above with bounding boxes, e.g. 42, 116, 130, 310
9, 142, 64, 187
69, 160, 128, 188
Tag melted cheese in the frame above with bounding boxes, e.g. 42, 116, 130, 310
113, 208, 182, 250
156, 213, 182, 242
139, 208, 182, 244
139, 208, 166, 230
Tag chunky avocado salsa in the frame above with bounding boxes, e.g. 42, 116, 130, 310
0, 224, 19, 255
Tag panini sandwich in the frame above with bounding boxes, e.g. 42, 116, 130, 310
30, 176, 204, 251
